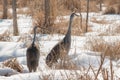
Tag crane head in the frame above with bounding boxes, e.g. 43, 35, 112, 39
70, 12, 80, 18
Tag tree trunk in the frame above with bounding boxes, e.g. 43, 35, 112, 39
78, 0, 83, 33
44, 0, 50, 33
86, 0, 89, 33
44, 0, 57, 34
99, 0, 102, 11
12, 0, 19, 36
3, 0, 8, 19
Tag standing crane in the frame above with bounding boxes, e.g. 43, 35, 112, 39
46, 12, 79, 67
26, 26, 40, 72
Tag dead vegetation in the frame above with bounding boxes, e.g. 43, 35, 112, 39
3, 0, 94, 34
0, 30, 12, 41
104, 0, 120, 6
85, 37, 120, 60
41, 58, 115, 80
54, 56, 79, 70
2, 58, 23, 72
0, 0, 120, 79
98, 24, 120, 36
50, 17, 92, 36
103, 3, 120, 14
90, 17, 111, 24
102, 0, 120, 14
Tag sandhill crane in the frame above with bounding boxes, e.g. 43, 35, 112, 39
46, 12, 79, 67
26, 26, 40, 72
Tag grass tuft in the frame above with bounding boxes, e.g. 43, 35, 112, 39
85, 37, 120, 60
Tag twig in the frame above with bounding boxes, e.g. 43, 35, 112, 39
94, 54, 105, 80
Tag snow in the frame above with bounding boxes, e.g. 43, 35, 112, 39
0, 9, 120, 80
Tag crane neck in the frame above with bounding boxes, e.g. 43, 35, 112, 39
66, 14, 74, 37
32, 27, 37, 47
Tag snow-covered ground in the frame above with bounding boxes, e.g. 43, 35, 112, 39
0, 11, 120, 80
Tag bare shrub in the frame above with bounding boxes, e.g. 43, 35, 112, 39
0, 30, 12, 41
90, 17, 111, 24
55, 56, 79, 70
61, 0, 99, 12
29, 0, 57, 34
102, 69, 109, 80
3, 58, 23, 72
113, 25, 120, 34
98, 24, 120, 36
33, 12, 45, 33
86, 37, 120, 59
53, 17, 92, 36
104, 0, 120, 6
25, 0, 44, 17
89, 0, 99, 12
53, 17, 82, 35
17, 8, 31, 15
63, 0, 81, 11
16, 0, 94, 34
41, 74, 53, 80
16, 0, 29, 7
0, 5, 3, 12
103, 4, 120, 14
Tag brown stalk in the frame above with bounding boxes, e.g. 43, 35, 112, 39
94, 54, 105, 80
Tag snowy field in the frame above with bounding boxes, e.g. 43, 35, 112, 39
0, 11, 120, 80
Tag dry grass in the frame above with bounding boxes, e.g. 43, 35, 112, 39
0, 30, 12, 41
80, 18, 92, 33
55, 56, 79, 70
103, 3, 120, 14
33, 12, 45, 33
0, 0, 119, 80
0, 5, 3, 11
41, 59, 115, 80
61, 0, 99, 12
28, 0, 96, 34
51, 17, 92, 36
103, 0, 120, 14
3, 58, 23, 72
104, 0, 120, 6
98, 24, 120, 36
41, 74, 53, 80
102, 68, 109, 80
90, 17, 111, 24
0, 0, 112, 18
17, 8, 31, 15
85, 37, 120, 59
0, 0, 95, 33
40, 68, 93, 80
52, 17, 82, 35
40, 55, 115, 80
113, 25, 120, 34
0, 14, 3, 19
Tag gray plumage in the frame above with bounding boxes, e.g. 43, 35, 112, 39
26, 26, 40, 72
46, 12, 78, 67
